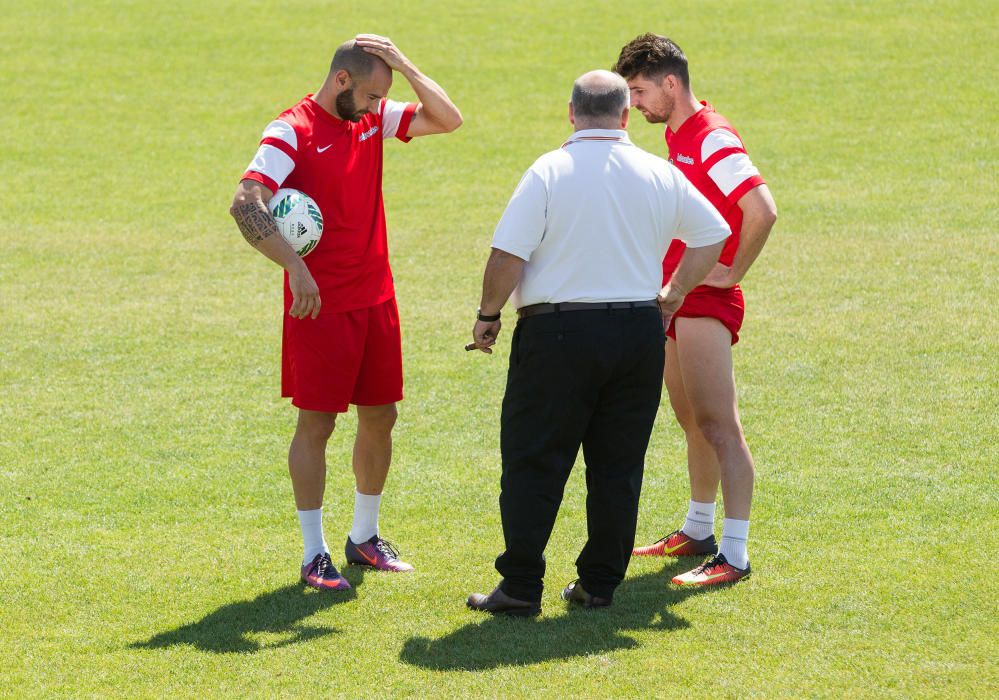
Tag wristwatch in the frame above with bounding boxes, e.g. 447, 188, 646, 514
476, 307, 501, 322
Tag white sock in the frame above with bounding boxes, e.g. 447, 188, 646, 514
297, 508, 329, 565
681, 500, 716, 541
719, 518, 750, 569
349, 491, 381, 544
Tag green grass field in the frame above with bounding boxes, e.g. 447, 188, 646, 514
2, 0, 997, 696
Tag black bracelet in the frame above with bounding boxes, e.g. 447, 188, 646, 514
476, 308, 501, 322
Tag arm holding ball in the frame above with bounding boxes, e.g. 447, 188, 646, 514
230, 179, 321, 320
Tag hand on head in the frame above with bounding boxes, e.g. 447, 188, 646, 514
354, 34, 409, 73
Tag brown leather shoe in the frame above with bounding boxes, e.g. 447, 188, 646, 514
561, 580, 612, 608
466, 586, 541, 617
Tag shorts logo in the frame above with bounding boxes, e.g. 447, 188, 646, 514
676, 154, 694, 165
359, 126, 379, 142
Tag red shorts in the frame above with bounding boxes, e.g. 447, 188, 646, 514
281, 297, 403, 413
666, 285, 745, 345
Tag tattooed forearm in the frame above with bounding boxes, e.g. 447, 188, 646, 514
232, 201, 278, 247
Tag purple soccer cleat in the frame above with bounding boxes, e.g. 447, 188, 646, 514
300, 552, 351, 591
345, 535, 415, 572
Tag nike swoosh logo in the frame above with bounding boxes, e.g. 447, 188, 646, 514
309, 574, 343, 588
702, 571, 730, 580
663, 540, 691, 555
355, 547, 378, 565
317, 144, 332, 153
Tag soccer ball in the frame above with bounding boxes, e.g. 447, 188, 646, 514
268, 188, 323, 257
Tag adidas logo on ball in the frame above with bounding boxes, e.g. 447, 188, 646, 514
267, 188, 324, 257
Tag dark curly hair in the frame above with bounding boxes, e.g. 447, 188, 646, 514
614, 33, 689, 87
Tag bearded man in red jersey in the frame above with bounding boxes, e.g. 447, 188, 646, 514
230, 35, 461, 591
615, 34, 777, 586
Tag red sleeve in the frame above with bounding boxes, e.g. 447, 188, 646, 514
241, 117, 299, 191
726, 176, 766, 207
241, 169, 279, 193
396, 103, 418, 142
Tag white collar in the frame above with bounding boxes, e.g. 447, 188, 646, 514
562, 129, 632, 148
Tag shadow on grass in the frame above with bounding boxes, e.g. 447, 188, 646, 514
400, 564, 706, 670
132, 568, 365, 654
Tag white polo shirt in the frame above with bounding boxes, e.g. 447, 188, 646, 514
492, 129, 731, 309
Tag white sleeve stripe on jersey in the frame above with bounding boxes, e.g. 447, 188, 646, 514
707, 152, 761, 197
245, 144, 296, 188
262, 120, 297, 150
701, 128, 743, 161
380, 99, 409, 140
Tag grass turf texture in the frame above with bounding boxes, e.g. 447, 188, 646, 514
1, 0, 996, 696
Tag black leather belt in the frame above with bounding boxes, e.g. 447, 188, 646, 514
517, 300, 659, 319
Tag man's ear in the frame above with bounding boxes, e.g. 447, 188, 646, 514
568, 101, 575, 125
334, 69, 352, 89
620, 107, 629, 129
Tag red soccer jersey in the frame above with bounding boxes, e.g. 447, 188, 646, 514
662, 102, 765, 284
241, 95, 417, 313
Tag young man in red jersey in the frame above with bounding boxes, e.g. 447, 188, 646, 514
230, 35, 461, 591
614, 34, 777, 586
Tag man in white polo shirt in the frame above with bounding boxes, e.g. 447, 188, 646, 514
465, 70, 731, 616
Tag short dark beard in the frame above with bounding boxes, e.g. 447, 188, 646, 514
335, 89, 363, 122
644, 95, 673, 124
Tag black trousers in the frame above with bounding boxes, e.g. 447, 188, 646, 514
495, 306, 665, 602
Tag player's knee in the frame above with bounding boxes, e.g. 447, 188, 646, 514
359, 404, 398, 433
296, 414, 337, 444
694, 416, 740, 451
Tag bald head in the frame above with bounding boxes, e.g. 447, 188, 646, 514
321, 39, 393, 122
570, 70, 629, 129
330, 39, 388, 81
